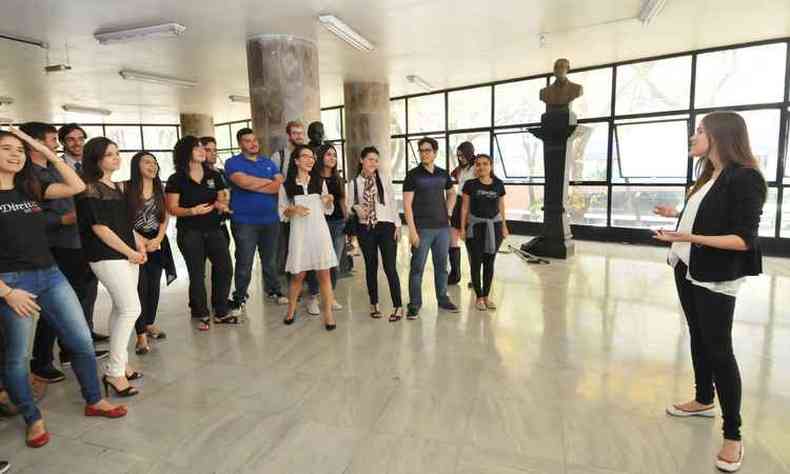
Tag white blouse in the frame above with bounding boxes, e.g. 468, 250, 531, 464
347, 174, 400, 228
668, 178, 746, 297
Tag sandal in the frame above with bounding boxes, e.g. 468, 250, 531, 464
197, 317, 210, 331
126, 371, 143, 381
146, 329, 167, 340
389, 308, 403, 323
370, 306, 383, 319
214, 314, 240, 324
135, 345, 151, 355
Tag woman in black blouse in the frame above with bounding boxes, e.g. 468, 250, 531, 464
165, 136, 233, 331
76, 137, 148, 398
126, 152, 176, 354
0, 127, 127, 449
653, 112, 766, 472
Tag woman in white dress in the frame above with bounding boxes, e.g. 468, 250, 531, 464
278, 145, 338, 330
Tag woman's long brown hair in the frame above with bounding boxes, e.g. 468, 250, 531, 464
0, 131, 43, 201
688, 111, 763, 197
127, 151, 166, 223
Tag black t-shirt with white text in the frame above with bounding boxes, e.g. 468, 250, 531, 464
462, 178, 506, 219
0, 187, 55, 272
165, 170, 227, 231
402, 165, 453, 229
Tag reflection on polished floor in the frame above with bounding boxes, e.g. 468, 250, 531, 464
1, 237, 789, 473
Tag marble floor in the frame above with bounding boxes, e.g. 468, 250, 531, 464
1, 237, 789, 474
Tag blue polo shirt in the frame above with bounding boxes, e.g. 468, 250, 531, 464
224, 154, 280, 225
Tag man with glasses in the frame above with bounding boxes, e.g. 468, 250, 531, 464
402, 137, 459, 319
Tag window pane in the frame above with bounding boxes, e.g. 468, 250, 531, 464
695, 43, 787, 108
759, 187, 778, 237
448, 86, 491, 130
407, 93, 445, 133
105, 126, 142, 150
697, 109, 780, 182
782, 188, 790, 237
613, 120, 689, 184
569, 122, 609, 182
567, 67, 613, 119
142, 126, 178, 150
494, 78, 546, 126
615, 56, 692, 115
493, 130, 544, 183
391, 138, 406, 181
321, 109, 343, 140
407, 135, 446, 171
568, 186, 608, 226
448, 131, 491, 171
504, 185, 543, 222
214, 125, 231, 149
611, 186, 685, 229
80, 125, 104, 140
218, 150, 234, 164
113, 151, 138, 182
391, 99, 406, 135
151, 151, 174, 180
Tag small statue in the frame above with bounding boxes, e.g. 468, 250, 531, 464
540, 58, 584, 110
307, 121, 326, 150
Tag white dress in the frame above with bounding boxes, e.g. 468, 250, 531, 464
279, 180, 338, 274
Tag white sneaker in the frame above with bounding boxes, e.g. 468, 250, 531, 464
665, 404, 716, 418
715, 444, 744, 472
332, 301, 343, 310
277, 295, 289, 305
307, 296, 320, 315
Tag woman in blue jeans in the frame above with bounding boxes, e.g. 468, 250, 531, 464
0, 127, 127, 448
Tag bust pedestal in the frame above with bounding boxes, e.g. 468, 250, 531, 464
520, 109, 577, 259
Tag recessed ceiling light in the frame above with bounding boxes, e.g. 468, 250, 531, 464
406, 75, 434, 92
638, 0, 668, 25
229, 95, 250, 103
62, 104, 112, 116
318, 15, 374, 52
95, 23, 187, 45
119, 70, 197, 88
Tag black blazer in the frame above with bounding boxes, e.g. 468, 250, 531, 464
679, 165, 766, 282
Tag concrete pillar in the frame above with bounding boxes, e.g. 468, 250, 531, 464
180, 113, 214, 138
343, 81, 391, 177
246, 34, 320, 155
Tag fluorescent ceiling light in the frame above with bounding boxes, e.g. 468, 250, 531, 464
0, 32, 48, 49
62, 104, 112, 116
229, 95, 250, 103
638, 0, 668, 25
119, 70, 197, 88
406, 75, 434, 92
95, 23, 186, 45
318, 15, 374, 52
0, 97, 14, 106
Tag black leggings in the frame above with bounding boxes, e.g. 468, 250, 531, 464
357, 222, 401, 307
465, 223, 501, 298
674, 261, 742, 441
135, 253, 163, 335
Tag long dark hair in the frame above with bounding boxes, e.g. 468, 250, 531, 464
475, 153, 496, 180
0, 131, 43, 200
284, 144, 322, 199
127, 152, 166, 223
81, 137, 117, 184
355, 146, 385, 205
173, 135, 207, 174
689, 111, 766, 198
314, 143, 345, 199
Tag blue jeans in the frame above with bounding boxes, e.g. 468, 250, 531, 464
408, 227, 450, 310
0, 266, 101, 424
307, 218, 346, 294
231, 221, 282, 301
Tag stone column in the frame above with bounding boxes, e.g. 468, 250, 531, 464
180, 113, 214, 138
246, 34, 320, 155
343, 81, 391, 177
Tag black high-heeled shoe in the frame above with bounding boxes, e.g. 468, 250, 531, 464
102, 375, 139, 398
283, 315, 295, 325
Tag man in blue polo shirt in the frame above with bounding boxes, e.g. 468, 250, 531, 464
225, 128, 288, 315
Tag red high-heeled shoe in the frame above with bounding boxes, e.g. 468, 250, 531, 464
26, 430, 49, 448
85, 405, 128, 418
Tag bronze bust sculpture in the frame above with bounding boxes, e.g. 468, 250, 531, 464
540, 58, 583, 109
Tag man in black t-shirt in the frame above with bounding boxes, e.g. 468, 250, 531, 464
402, 137, 459, 319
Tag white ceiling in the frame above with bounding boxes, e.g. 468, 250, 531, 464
0, 0, 789, 125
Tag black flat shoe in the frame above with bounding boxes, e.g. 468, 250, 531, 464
102, 376, 139, 398
283, 316, 295, 325
325, 324, 336, 331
